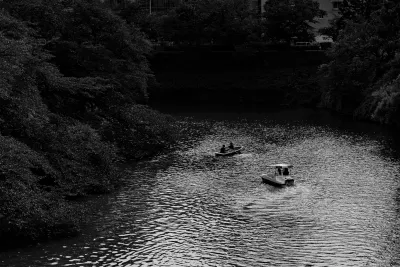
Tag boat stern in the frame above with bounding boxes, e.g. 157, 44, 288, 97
284, 177, 295, 186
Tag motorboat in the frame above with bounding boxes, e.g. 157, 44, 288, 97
261, 164, 295, 187
215, 146, 243, 157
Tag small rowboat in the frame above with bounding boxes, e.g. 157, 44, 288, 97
215, 146, 243, 157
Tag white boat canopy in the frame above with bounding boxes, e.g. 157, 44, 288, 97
268, 164, 293, 168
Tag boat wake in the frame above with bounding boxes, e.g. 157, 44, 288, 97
235, 153, 253, 158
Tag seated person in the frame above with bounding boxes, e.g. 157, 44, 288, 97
220, 145, 226, 153
282, 168, 289, 175
228, 142, 234, 149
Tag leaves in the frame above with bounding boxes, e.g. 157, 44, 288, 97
262, 0, 324, 43
148, 0, 258, 46
320, 1, 400, 124
0, 0, 179, 246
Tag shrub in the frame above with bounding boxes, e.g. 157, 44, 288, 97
0, 134, 78, 246
100, 104, 178, 160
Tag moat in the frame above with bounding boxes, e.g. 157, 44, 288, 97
2, 108, 400, 267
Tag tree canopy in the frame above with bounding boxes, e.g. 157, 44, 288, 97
262, 0, 325, 43
0, 0, 178, 247
156, 0, 258, 46
319, 1, 400, 126
319, 0, 386, 40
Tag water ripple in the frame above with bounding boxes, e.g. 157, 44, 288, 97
1, 109, 400, 267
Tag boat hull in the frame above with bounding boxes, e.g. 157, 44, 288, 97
261, 174, 294, 187
215, 146, 243, 157
261, 177, 285, 187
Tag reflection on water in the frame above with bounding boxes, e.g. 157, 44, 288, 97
1, 109, 400, 267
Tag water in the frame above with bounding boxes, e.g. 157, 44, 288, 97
1, 108, 400, 267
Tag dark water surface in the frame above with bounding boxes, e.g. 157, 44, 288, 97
2, 109, 400, 267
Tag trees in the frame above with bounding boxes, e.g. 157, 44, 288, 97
0, 0, 179, 247
318, 21, 377, 112
151, 0, 259, 46
319, 0, 386, 40
117, 0, 324, 47
202, 0, 258, 45
53, 1, 152, 103
0, 8, 124, 244
340, 0, 384, 21
262, 0, 325, 44
319, 1, 400, 126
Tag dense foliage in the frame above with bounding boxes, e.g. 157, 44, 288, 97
262, 0, 325, 44
319, 1, 400, 127
143, 0, 260, 46
165, 0, 258, 46
117, 0, 324, 47
0, 0, 178, 248
319, 0, 384, 40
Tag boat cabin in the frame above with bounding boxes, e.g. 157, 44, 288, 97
268, 164, 293, 176
261, 164, 295, 186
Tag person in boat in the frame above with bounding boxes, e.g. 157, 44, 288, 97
220, 145, 226, 153
282, 168, 289, 175
228, 142, 234, 149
